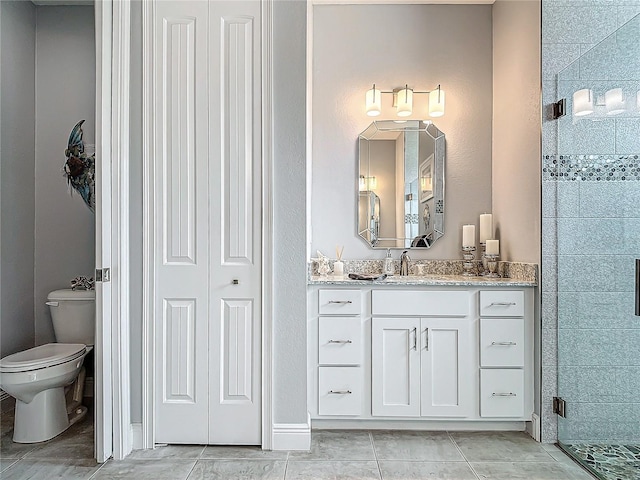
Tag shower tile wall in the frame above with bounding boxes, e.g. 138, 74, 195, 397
542, 0, 640, 443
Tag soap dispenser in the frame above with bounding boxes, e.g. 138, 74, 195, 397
383, 248, 394, 276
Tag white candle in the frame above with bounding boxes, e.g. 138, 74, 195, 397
333, 261, 344, 276
486, 239, 499, 255
462, 224, 475, 248
479, 213, 493, 243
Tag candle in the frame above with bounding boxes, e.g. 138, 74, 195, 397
333, 261, 344, 276
486, 239, 499, 255
462, 224, 475, 248
479, 213, 493, 243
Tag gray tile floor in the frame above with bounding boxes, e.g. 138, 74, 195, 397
0, 410, 597, 479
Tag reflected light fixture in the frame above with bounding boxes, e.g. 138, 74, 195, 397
573, 89, 594, 117
364, 83, 445, 118
605, 88, 625, 115
359, 175, 377, 191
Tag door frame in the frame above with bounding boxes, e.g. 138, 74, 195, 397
96, 0, 132, 461
140, 0, 275, 449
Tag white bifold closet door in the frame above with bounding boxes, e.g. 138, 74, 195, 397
152, 0, 262, 445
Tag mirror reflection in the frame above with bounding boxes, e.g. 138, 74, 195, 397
358, 120, 445, 249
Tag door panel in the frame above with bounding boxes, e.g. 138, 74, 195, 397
421, 318, 472, 417
153, 0, 261, 446
372, 317, 420, 417
208, 0, 261, 445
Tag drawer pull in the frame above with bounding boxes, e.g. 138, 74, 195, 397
490, 302, 517, 306
412, 327, 417, 351
328, 300, 353, 304
328, 339, 352, 344
329, 390, 352, 395
492, 392, 517, 397
491, 341, 517, 346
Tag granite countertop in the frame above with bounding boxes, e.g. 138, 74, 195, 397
308, 274, 536, 287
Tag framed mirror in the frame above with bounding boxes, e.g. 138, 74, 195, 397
358, 120, 445, 249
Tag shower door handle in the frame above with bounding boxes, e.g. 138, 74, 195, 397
635, 259, 640, 316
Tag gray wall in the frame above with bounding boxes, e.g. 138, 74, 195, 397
541, 0, 640, 443
273, 0, 308, 425
311, 4, 493, 260
34, 6, 96, 345
0, 1, 36, 358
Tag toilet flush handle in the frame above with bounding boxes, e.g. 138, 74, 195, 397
45, 301, 59, 307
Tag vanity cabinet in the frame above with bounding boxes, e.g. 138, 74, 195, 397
372, 317, 472, 418
307, 282, 535, 429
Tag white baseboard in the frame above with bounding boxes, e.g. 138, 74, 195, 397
272, 412, 311, 451
131, 423, 143, 450
529, 413, 541, 442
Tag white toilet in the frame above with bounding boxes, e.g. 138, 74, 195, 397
0, 289, 95, 443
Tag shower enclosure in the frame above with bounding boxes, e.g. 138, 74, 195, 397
553, 13, 640, 480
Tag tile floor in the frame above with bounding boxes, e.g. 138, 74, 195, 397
0, 410, 596, 479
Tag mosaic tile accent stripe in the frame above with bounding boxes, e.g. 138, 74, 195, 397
543, 154, 640, 181
560, 443, 640, 480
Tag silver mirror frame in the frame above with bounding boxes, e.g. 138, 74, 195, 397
357, 120, 445, 249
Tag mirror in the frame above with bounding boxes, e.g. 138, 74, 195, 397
358, 120, 445, 249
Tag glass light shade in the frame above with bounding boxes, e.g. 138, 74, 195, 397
366, 87, 381, 117
367, 176, 377, 190
605, 88, 625, 115
359, 176, 366, 191
573, 89, 594, 116
396, 88, 413, 117
428, 88, 445, 117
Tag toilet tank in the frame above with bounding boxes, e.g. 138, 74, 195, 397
47, 289, 95, 346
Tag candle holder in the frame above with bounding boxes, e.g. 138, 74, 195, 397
479, 242, 488, 276
485, 253, 499, 278
462, 246, 476, 276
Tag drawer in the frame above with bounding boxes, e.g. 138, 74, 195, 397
480, 318, 524, 367
372, 290, 469, 317
319, 317, 362, 365
479, 290, 524, 317
318, 367, 362, 416
319, 289, 361, 315
480, 369, 524, 418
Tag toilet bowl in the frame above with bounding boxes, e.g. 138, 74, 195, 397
0, 288, 95, 443
0, 344, 89, 443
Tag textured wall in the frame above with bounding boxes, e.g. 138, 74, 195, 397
541, 0, 640, 443
273, 0, 308, 424
34, 6, 96, 345
311, 4, 493, 260
0, 0, 36, 357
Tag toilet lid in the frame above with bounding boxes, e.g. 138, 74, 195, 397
0, 343, 86, 373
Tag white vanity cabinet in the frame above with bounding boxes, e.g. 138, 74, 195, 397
371, 289, 474, 418
307, 282, 535, 430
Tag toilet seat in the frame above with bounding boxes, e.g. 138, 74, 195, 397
0, 344, 86, 373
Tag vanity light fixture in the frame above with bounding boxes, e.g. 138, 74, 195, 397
605, 88, 626, 115
365, 83, 445, 118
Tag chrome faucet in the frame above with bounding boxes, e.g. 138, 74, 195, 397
400, 250, 411, 276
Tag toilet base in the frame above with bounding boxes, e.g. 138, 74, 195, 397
13, 387, 70, 443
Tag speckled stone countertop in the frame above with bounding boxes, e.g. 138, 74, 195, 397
308, 274, 536, 287
308, 259, 538, 287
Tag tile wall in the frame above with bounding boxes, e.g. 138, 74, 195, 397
541, 0, 640, 443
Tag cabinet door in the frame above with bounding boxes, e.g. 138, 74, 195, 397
420, 318, 473, 417
372, 317, 421, 417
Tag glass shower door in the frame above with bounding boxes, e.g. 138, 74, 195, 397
554, 13, 640, 480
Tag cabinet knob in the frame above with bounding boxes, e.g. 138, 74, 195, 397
232, 279, 239, 285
